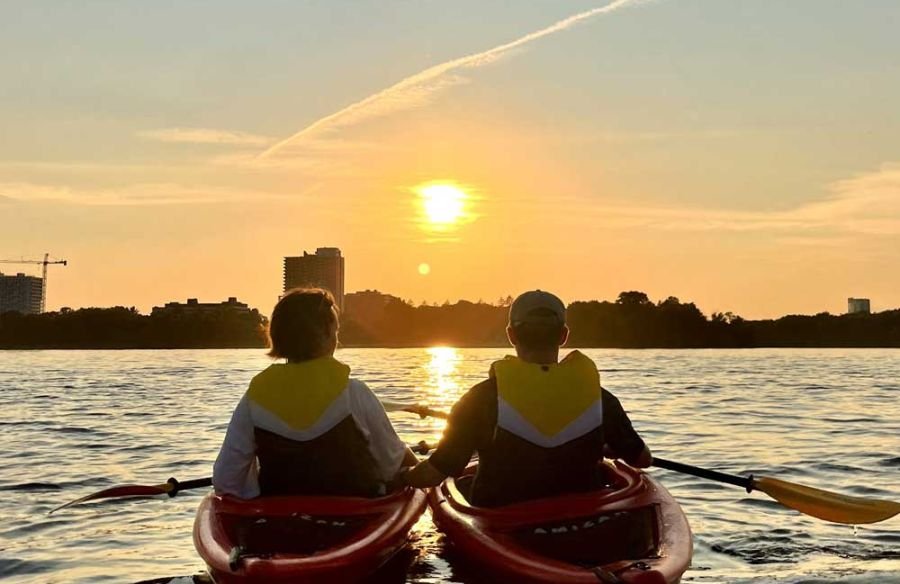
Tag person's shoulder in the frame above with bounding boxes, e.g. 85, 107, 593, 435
347, 377, 371, 393
248, 364, 279, 389
600, 384, 620, 399
338, 379, 382, 425
455, 377, 496, 409
470, 376, 496, 395
600, 386, 628, 421
346, 378, 380, 406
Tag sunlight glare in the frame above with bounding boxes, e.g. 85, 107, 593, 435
427, 347, 459, 380
417, 183, 466, 226
422, 347, 461, 433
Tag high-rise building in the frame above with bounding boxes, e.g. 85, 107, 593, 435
283, 248, 345, 310
847, 297, 871, 315
0, 272, 44, 315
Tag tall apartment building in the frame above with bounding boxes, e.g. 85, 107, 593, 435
847, 297, 871, 315
283, 248, 345, 310
0, 272, 43, 315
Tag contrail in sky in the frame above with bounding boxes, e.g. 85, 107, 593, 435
258, 0, 639, 160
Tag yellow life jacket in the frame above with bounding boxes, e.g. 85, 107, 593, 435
491, 350, 602, 448
246, 356, 352, 440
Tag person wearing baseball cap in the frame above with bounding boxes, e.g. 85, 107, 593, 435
402, 290, 652, 507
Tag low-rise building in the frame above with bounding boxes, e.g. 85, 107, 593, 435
847, 297, 871, 315
151, 297, 252, 317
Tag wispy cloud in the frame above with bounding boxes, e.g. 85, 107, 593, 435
258, 0, 639, 161
0, 182, 292, 206
590, 164, 900, 236
138, 127, 274, 147
0, 160, 170, 173
795, 165, 900, 235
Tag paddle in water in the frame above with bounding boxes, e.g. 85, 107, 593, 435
49, 476, 213, 514
653, 457, 900, 525
49, 440, 436, 514
394, 402, 900, 525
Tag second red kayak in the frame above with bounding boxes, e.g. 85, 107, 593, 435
428, 461, 692, 583
193, 487, 427, 583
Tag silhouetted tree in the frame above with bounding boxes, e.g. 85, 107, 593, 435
617, 291, 651, 306
0, 306, 267, 349
4, 293, 899, 349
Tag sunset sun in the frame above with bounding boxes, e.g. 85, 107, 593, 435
417, 183, 467, 226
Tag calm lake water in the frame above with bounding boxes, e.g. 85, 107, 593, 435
1, 348, 898, 583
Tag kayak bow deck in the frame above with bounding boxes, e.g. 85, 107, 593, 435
428, 461, 692, 583
193, 487, 426, 583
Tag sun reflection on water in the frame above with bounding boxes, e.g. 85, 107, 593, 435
421, 347, 462, 435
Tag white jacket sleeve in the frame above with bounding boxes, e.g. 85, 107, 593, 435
212, 394, 260, 499
348, 380, 409, 483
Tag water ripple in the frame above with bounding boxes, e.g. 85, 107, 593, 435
0, 348, 898, 584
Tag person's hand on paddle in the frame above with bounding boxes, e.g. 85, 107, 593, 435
400, 460, 447, 489
603, 443, 653, 468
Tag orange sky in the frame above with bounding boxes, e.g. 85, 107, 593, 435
2, 1, 900, 319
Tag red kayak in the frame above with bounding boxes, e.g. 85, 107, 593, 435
428, 461, 692, 583
193, 487, 427, 583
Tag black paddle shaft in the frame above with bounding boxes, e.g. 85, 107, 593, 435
166, 477, 213, 497
652, 457, 754, 492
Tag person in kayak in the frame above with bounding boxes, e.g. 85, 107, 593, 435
213, 288, 417, 499
402, 290, 652, 507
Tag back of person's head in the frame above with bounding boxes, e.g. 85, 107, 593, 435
507, 290, 568, 352
267, 288, 339, 362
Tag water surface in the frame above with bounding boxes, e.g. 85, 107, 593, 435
1, 348, 898, 583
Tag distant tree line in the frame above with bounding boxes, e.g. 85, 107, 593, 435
0, 306, 268, 349
342, 292, 509, 347
340, 290, 900, 348
2, 290, 899, 349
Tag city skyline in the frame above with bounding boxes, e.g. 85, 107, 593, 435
5, 281, 889, 321
0, 243, 889, 317
3, 1, 900, 319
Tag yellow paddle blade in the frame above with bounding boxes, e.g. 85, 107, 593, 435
754, 476, 900, 524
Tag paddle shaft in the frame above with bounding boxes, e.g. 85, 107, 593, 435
91, 456, 696, 499
653, 457, 753, 492
392, 403, 760, 493
167, 476, 212, 495
382, 400, 450, 420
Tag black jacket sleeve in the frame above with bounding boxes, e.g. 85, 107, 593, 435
427, 379, 494, 477
602, 389, 646, 461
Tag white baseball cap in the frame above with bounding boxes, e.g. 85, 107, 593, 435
509, 290, 566, 326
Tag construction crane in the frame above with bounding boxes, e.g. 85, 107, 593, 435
0, 253, 68, 313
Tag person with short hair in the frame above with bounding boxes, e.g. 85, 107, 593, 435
213, 288, 416, 499
402, 290, 651, 507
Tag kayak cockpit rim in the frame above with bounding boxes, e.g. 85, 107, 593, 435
439, 460, 646, 526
